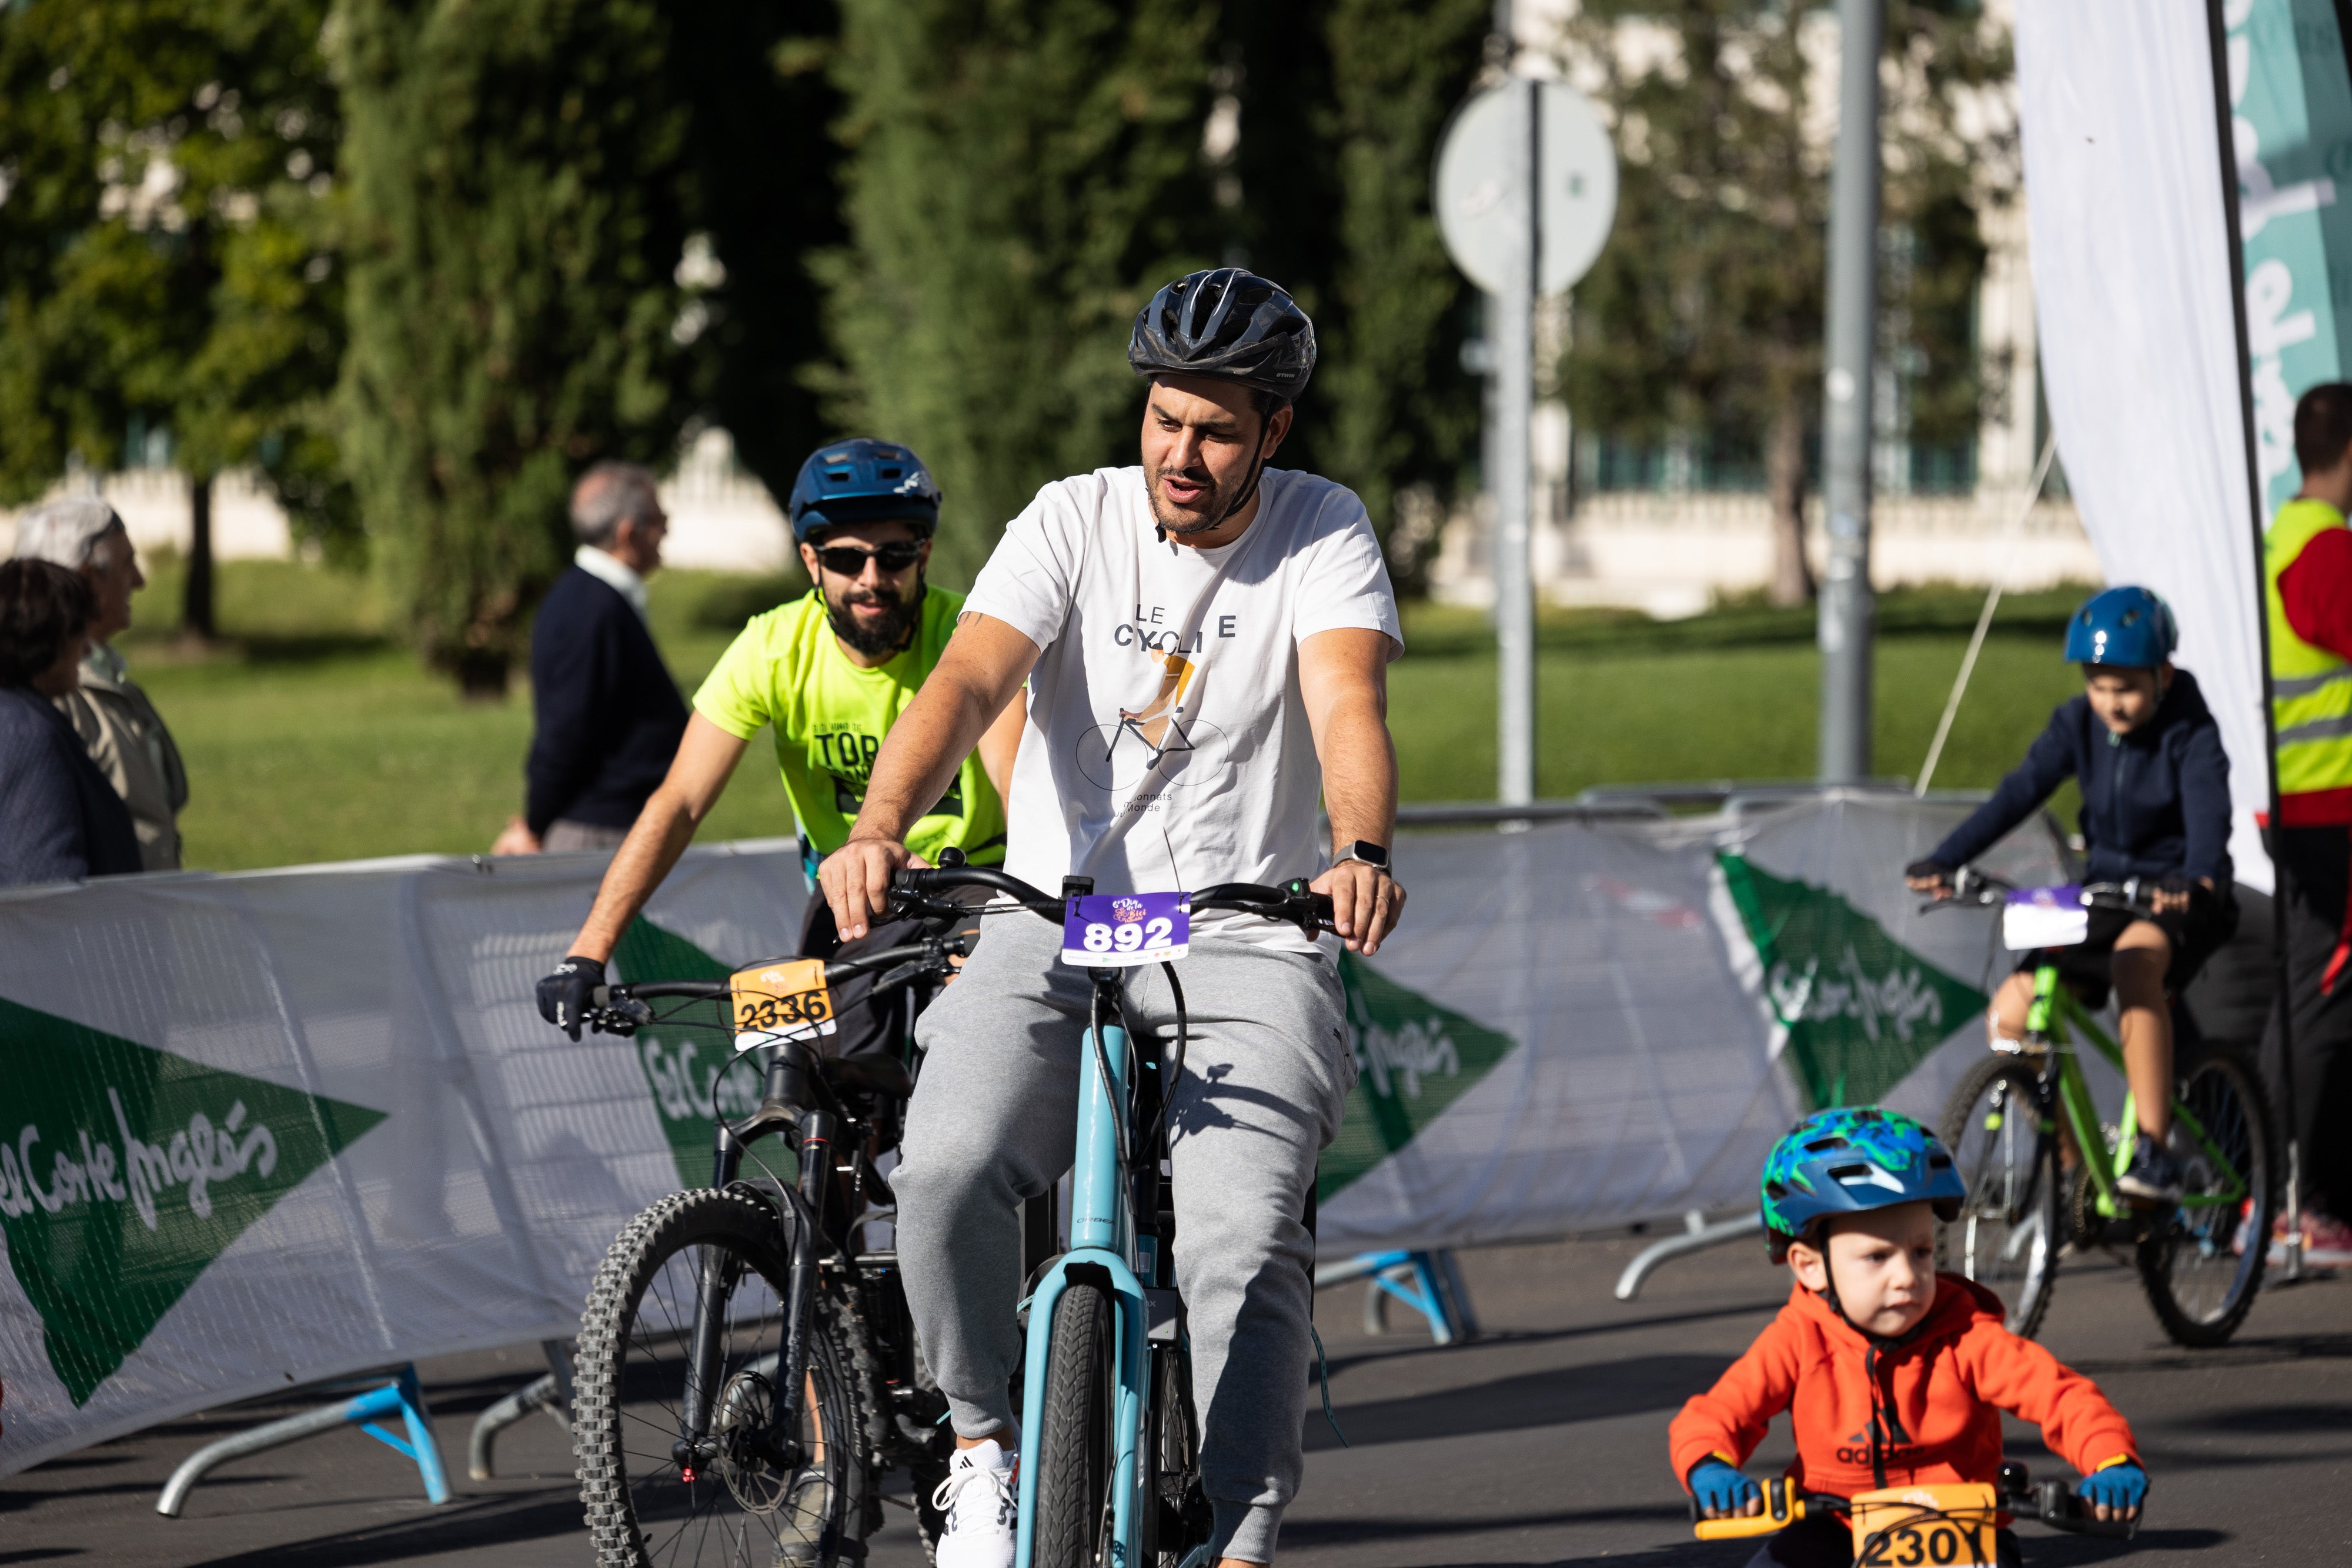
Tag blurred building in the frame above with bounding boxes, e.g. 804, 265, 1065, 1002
1429, 0, 2093, 618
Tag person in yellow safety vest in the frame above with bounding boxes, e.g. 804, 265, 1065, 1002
2261, 382, 2352, 1268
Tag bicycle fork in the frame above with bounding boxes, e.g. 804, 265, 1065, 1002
679, 1045, 833, 1475
1015, 972, 1153, 1568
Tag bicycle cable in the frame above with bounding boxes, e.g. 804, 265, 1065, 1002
1089, 982, 1134, 1177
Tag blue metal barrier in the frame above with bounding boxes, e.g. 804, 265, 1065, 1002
157, 1363, 451, 1517
1315, 1249, 1481, 1345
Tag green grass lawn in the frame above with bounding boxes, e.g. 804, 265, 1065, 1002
114, 558, 2086, 870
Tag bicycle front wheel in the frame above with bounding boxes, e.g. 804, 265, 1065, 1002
2138, 1042, 2277, 1348
1032, 1278, 1117, 1568
574, 1188, 880, 1568
1939, 1055, 2062, 1339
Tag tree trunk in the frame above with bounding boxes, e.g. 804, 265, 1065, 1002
183, 473, 216, 640
1766, 406, 1813, 608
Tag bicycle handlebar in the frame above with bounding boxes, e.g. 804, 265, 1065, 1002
887, 865, 1337, 939
1688, 1470, 2137, 1543
1923, 865, 2163, 918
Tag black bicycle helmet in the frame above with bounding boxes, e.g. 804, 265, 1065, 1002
1128, 268, 1317, 402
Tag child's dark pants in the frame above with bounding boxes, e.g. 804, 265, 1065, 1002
1742, 1513, 2022, 1568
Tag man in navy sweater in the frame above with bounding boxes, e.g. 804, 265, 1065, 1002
493, 462, 689, 855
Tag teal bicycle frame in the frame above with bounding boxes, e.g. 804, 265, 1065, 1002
1013, 965, 1167, 1568
2024, 965, 2248, 1219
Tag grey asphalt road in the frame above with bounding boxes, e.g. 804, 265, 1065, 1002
5, 1232, 2346, 1567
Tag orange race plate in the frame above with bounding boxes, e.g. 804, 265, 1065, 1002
1849, 1483, 1999, 1568
728, 958, 836, 1051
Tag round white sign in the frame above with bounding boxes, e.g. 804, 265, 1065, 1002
1435, 78, 1619, 296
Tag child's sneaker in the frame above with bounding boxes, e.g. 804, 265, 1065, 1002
2271, 1209, 2352, 1268
930, 1437, 1018, 1568
2114, 1134, 2183, 1204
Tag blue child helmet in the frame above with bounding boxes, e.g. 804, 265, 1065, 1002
1760, 1106, 1966, 1263
786, 438, 941, 545
2064, 585, 2178, 669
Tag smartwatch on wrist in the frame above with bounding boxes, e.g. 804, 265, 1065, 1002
1334, 840, 1389, 871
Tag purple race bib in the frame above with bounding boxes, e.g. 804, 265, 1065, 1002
1061, 891, 1191, 968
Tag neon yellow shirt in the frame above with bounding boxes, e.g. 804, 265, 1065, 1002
693, 587, 1005, 864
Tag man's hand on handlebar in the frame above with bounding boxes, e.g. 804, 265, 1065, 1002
821, 836, 914, 941
2149, 874, 2211, 917
1905, 858, 1955, 901
536, 954, 607, 1041
1312, 859, 1405, 956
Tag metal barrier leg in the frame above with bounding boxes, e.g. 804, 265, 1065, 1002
1613, 1213, 1765, 1302
1316, 1249, 1480, 1345
158, 1363, 452, 1517
467, 1341, 576, 1481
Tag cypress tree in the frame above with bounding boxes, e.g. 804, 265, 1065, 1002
821, 0, 1222, 583
332, 0, 701, 693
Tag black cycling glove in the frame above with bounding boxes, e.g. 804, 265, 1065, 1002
1905, 858, 1953, 884
537, 954, 608, 1041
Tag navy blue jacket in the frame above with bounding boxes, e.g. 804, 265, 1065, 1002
1927, 668, 2233, 887
524, 567, 689, 836
0, 683, 142, 886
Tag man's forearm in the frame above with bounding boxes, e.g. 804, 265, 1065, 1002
1319, 693, 1398, 850
569, 794, 699, 962
851, 677, 1002, 844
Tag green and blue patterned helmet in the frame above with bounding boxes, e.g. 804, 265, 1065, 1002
1760, 1106, 1966, 1262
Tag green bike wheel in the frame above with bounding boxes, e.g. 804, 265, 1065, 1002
2137, 1042, 2277, 1348
1032, 1278, 1117, 1568
1938, 1055, 2063, 1339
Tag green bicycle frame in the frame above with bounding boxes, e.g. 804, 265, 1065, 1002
2023, 966, 2245, 1220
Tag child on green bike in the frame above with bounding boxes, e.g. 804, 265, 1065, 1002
1905, 586, 2237, 1202
1672, 1109, 2148, 1567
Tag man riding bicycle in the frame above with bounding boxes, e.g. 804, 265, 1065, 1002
536, 438, 1024, 1078
818, 268, 1407, 1568
1905, 586, 2236, 1205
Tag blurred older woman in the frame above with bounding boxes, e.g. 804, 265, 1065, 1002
0, 559, 141, 885
11, 498, 187, 869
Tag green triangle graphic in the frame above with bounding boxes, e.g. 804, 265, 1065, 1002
0, 997, 386, 1405
611, 918, 790, 1191
1716, 852, 1989, 1111
1319, 952, 1518, 1205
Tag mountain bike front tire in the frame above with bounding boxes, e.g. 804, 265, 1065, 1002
2138, 1042, 2277, 1348
1033, 1277, 1117, 1568
1939, 1055, 2063, 1339
574, 1188, 882, 1568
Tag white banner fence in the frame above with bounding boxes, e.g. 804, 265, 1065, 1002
0, 795, 2083, 1476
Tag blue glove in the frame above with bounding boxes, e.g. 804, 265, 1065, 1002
1689, 1459, 1762, 1516
2077, 1461, 2147, 1512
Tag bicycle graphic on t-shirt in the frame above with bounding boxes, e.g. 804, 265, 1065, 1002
1074, 646, 1228, 793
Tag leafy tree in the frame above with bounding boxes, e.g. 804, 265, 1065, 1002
0, 0, 348, 634
331, 0, 706, 693
820, 0, 1223, 583
1559, 1, 2009, 606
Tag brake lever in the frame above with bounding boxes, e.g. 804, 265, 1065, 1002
587, 996, 654, 1038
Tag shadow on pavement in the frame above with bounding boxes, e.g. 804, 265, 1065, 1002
179, 1489, 583, 1568
1319, 1298, 1785, 1380
1307, 1353, 1735, 1451
1282, 1501, 1692, 1547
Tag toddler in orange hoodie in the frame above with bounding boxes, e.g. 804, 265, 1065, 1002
1669, 1107, 2146, 1567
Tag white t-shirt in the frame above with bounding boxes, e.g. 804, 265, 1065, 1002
965, 466, 1401, 951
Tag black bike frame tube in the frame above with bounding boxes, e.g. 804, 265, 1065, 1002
774, 1108, 835, 1445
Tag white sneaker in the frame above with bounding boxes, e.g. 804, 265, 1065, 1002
930, 1438, 1018, 1568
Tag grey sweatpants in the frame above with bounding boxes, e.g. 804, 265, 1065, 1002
894, 912, 1355, 1564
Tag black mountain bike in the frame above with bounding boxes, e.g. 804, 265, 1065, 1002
565, 901, 979, 1568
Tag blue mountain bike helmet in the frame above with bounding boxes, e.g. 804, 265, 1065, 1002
1128, 268, 1317, 403
786, 439, 941, 545
1760, 1106, 1966, 1264
2064, 585, 2177, 669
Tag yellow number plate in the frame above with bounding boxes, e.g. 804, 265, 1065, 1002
1850, 1483, 1999, 1567
729, 958, 836, 1049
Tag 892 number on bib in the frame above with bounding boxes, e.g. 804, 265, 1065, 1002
1060, 891, 1190, 968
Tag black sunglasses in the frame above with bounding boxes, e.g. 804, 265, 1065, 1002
816, 541, 923, 576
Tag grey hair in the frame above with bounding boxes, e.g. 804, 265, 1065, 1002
569, 462, 663, 547
11, 497, 127, 571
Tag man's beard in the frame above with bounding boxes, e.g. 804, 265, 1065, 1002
1144, 459, 1242, 537
826, 572, 926, 657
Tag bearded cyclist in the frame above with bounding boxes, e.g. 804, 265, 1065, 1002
819, 269, 1406, 1568
535, 439, 1024, 1077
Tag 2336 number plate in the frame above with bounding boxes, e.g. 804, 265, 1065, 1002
729, 958, 836, 1052
1060, 892, 1189, 968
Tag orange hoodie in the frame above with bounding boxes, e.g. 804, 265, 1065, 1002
1669, 1273, 2139, 1497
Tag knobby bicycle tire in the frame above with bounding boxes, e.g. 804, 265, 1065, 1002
573, 1188, 885, 1568
1033, 1278, 1116, 1568
2137, 1041, 2277, 1348
1939, 1055, 2063, 1339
